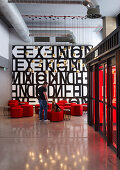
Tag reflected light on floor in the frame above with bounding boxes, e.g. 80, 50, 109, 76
25, 163, 29, 169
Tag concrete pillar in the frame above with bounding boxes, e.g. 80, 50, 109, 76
103, 16, 116, 39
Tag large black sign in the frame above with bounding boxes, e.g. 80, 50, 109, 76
12, 45, 92, 104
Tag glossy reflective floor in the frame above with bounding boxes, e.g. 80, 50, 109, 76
0, 113, 120, 170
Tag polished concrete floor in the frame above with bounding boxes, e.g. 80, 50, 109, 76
0, 113, 120, 170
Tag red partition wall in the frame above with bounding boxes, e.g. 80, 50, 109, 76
112, 66, 116, 107
98, 65, 107, 136
99, 102, 104, 132
92, 71, 95, 125
99, 66, 104, 133
99, 68, 103, 101
111, 66, 117, 148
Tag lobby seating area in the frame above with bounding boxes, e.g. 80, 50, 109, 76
8, 99, 88, 121
34, 100, 87, 122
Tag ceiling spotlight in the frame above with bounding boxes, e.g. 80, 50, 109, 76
50, 59, 54, 63
54, 69, 57, 73
57, 64, 60, 67
64, 60, 67, 64
52, 54, 55, 58
78, 60, 81, 63
49, 64, 52, 68
45, 70, 48, 74
82, 63, 85, 67
49, 46, 52, 51
39, 59, 43, 63
34, 46, 38, 50
64, 63, 67, 67
31, 69, 34, 73
72, 64, 75, 68
63, 47, 67, 51
81, 46, 84, 50
60, 52, 63, 56
73, 53, 76, 57
31, 59, 35, 63
25, 52, 29, 56
76, 70, 80, 73
28, 68, 32, 72
44, 53, 47, 56
38, 64, 42, 67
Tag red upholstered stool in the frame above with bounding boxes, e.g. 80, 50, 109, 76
57, 100, 67, 106
9, 100, 19, 104
50, 110, 64, 122
81, 104, 88, 111
65, 103, 71, 106
8, 102, 19, 107
48, 103, 52, 110
11, 107, 23, 118
71, 104, 83, 116
35, 104, 40, 114
47, 109, 52, 120
21, 105, 33, 117
70, 103, 77, 106
19, 102, 29, 105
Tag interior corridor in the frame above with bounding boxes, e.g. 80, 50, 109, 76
0, 114, 120, 170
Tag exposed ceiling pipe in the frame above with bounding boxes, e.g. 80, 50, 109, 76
0, 0, 31, 42
8, 0, 83, 5
83, 0, 101, 18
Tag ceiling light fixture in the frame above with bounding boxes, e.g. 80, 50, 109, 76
25, 52, 29, 56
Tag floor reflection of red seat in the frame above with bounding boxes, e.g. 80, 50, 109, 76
11, 107, 23, 118
21, 105, 33, 117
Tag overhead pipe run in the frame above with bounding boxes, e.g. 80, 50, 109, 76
9, 0, 101, 19
83, 0, 101, 18
0, 0, 31, 42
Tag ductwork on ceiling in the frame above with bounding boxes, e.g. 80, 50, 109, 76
9, 0, 102, 19
83, 0, 101, 19
0, 0, 31, 42
29, 30, 76, 44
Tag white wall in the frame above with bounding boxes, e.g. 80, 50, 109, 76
0, 20, 12, 107
0, 19, 9, 59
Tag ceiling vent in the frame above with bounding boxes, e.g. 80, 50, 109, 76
34, 37, 50, 42
87, 5, 102, 19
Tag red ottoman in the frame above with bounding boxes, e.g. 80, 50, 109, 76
48, 103, 52, 110
50, 110, 64, 122
35, 104, 40, 114
9, 100, 19, 104
81, 104, 88, 111
21, 105, 33, 117
71, 104, 83, 116
58, 100, 67, 106
8, 102, 18, 107
19, 102, 29, 105
47, 109, 51, 120
11, 107, 23, 118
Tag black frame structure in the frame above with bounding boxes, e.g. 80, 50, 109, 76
85, 27, 120, 158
